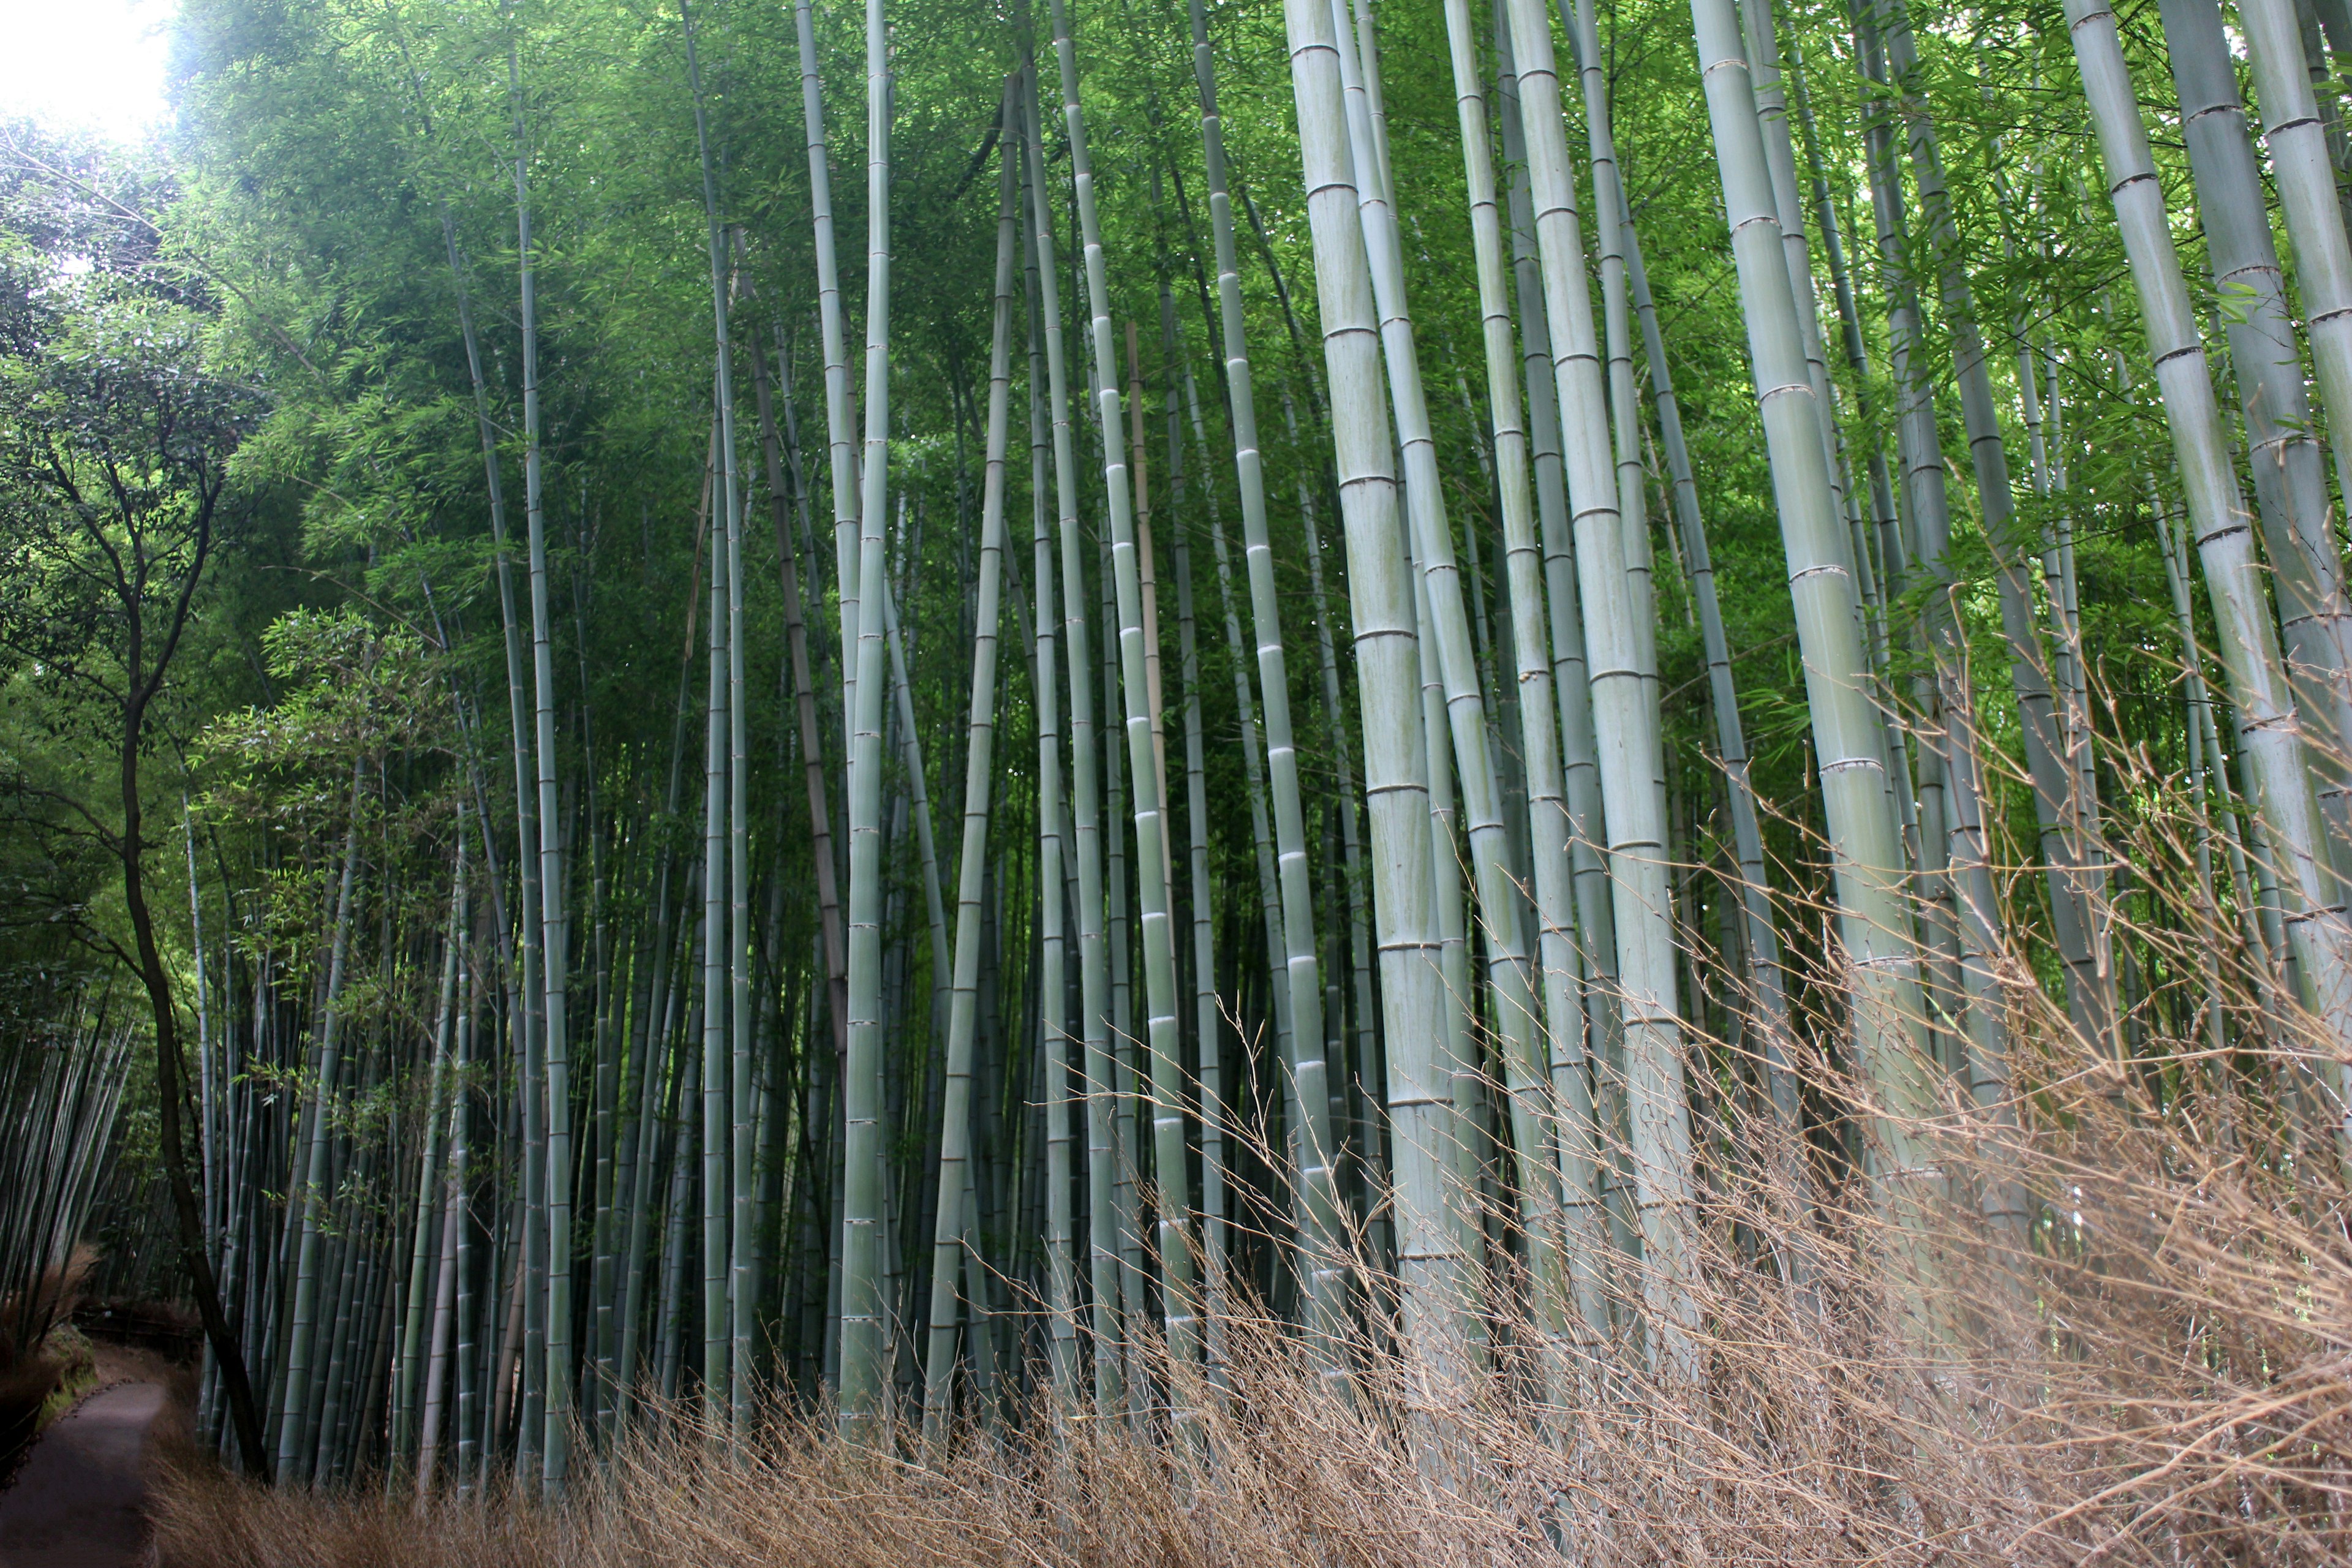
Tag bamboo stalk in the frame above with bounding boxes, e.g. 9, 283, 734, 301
1276, 0, 1465, 1379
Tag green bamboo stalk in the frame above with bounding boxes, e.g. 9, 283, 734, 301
1438, 0, 1602, 1357
2160, 0, 2352, 870
1276, 0, 1465, 1378
698, 401, 733, 1420
2065, 0, 2352, 1155
669, 13, 755, 1442
502, 29, 576, 1487
1329, 0, 1560, 1368
1020, 153, 1081, 1410
752, 318, 850, 1070
275, 760, 364, 1485
1687, 0, 1942, 1327
417, 856, 472, 1496
1869, 0, 2111, 1045
1017, 75, 1121, 1420
1850, 28, 2021, 1235
833, 0, 897, 1431
922, 110, 1020, 1441
396, 841, 467, 1471
1490, 25, 1630, 1281
796, 0, 861, 755
1044, 0, 1197, 1395
2241, 0, 2352, 579
1182, 0, 1330, 1371
1502, 0, 1698, 1368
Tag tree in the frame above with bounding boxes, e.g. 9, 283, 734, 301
0, 126, 268, 1472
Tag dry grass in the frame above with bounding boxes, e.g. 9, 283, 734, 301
149, 785, 2352, 1564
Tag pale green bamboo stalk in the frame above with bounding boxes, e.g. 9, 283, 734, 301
796, 0, 860, 754
2242, 0, 2352, 573
501, 32, 572, 1483
438, 210, 548, 1445
1180, 0, 1328, 1341
2066, 0, 2352, 1155
882, 586, 952, 1030
679, 1, 756, 1446
2158, 507, 2271, 984
1687, 0, 1943, 1313
1276, 0, 1466, 1375
1503, 0, 1697, 1371
1851, 32, 2022, 1236
1281, 393, 1382, 1210
1438, 0, 1602, 1357
699, 453, 731, 1420
1412, 513, 1485, 1333
417, 851, 471, 1497
1492, 21, 1629, 1273
1197, 453, 1294, 1107
276, 761, 365, 1485
2162, 0, 2352, 870
1328, 1, 1558, 1376
1871, 0, 2109, 1046
396, 844, 467, 1471
1168, 393, 1229, 1391
1044, 0, 1196, 1394
835, 0, 894, 1429
1619, 194, 1803, 1131
922, 115, 1020, 1442
1022, 162, 1080, 1411
1016, 78, 1119, 1420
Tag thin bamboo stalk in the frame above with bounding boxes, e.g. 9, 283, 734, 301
834, 0, 896, 1430
922, 113, 1020, 1440
1503, 0, 1698, 1370
1017, 74, 1121, 1420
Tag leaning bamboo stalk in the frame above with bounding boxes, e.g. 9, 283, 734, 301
275, 760, 365, 1484
1023, 198, 1082, 1408
1016, 77, 1119, 1420
1870, 0, 2110, 1044
1438, 0, 1602, 1354
1686, 0, 1942, 1314
922, 112, 1020, 1441
436, 216, 548, 1451
2160, 0, 2352, 866
752, 320, 850, 1065
1183, 0, 1332, 1348
395, 844, 467, 1472
1850, 42, 2022, 1237
1276, 0, 1466, 1376
2065, 0, 2352, 1156
1615, 167, 1826, 1256
1492, 23, 1626, 1257
500, 36, 564, 1480
2241, 0, 2352, 560
417, 931, 472, 1494
796, 0, 861, 752
1502, 0, 1697, 1370
1042, 0, 1199, 1392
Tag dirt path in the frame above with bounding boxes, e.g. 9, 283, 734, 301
0, 1381, 167, 1568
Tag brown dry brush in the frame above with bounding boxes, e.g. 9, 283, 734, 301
152, 775, 2352, 1564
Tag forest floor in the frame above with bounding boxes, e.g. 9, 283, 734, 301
0, 1345, 187, 1568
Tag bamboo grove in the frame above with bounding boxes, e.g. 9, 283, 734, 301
8, 0, 2352, 1515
